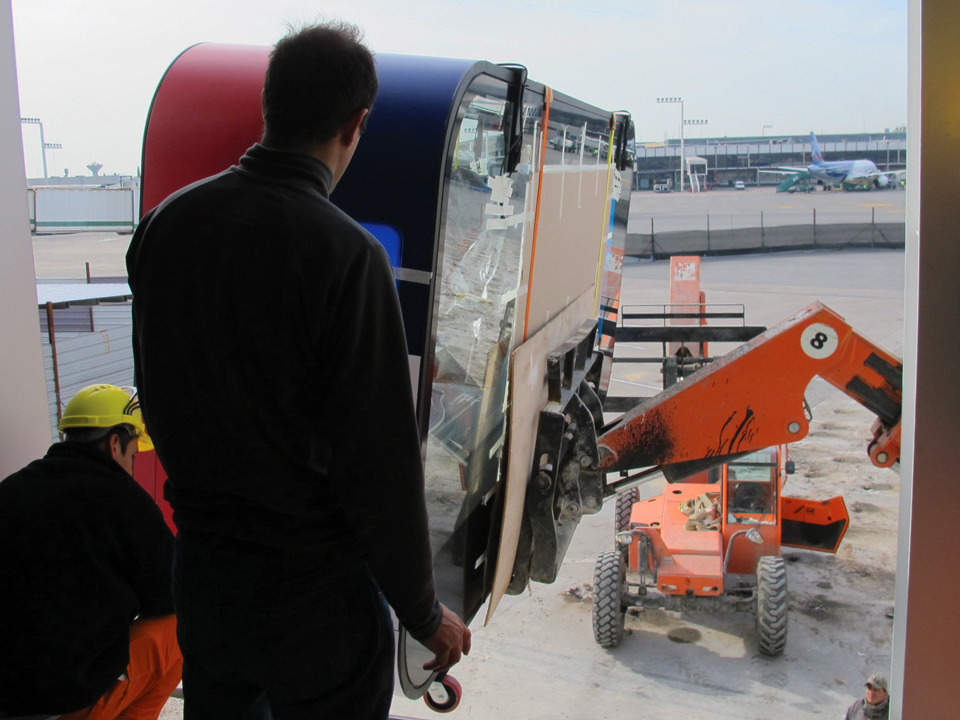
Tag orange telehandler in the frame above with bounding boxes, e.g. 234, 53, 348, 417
505, 258, 901, 658
588, 256, 882, 652
595, 443, 842, 653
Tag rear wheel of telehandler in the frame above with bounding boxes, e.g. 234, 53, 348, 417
615, 488, 640, 533
593, 550, 626, 647
756, 555, 788, 656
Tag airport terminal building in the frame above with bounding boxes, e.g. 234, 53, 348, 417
633, 130, 907, 190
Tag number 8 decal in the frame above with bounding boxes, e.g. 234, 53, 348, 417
801, 323, 839, 359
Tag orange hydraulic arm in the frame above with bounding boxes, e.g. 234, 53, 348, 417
597, 302, 901, 482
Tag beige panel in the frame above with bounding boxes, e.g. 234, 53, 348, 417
486, 286, 596, 623
524, 165, 611, 339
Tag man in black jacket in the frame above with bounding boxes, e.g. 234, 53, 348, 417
0, 384, 180, 719
126, 21, 469, 720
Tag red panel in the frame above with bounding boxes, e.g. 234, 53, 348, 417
141, 43, 270, 215
137, 43, 270, 535
133, 450, 177, 535
133, 449, 156, 497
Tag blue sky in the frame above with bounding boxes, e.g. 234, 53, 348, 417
12, 0, 907, 177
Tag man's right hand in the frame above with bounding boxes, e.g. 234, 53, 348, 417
420, 603, 471, 674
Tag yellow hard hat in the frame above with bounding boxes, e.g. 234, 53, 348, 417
59, 384, 154, 451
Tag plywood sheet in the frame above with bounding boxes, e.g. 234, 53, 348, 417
524, 166, 610, 339
485, 286, 597, 623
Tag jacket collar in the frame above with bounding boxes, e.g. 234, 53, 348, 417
237, 144, 333, 198
45, 441, 128, 478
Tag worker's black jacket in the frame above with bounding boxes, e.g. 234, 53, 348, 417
0, 442, 175, 714
126, 144, 442, 640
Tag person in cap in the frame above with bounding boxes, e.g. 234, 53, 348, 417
0, 384, 180, 719
843, 674, 890, 720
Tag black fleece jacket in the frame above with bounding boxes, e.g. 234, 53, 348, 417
126, 144, 441, 641
0, 443, 175, 714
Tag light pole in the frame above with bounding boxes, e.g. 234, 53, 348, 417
684, 119, 708, 189
20, 117, 61, 179
44, 143, 62, 177
657, 97, 684, 191
762, 124, 773, 136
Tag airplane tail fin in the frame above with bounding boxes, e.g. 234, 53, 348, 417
810, 131, 825, 165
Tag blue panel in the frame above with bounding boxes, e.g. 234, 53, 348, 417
359, 222, 402, 269
331, 55, 481, 364
333, 55, 478, 274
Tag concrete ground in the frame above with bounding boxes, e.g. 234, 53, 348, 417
30, 231, 903, 719
386, 249, 905, 720
629, 185, 906, 233
386, 249, 904, 720
32, 230, 132, 280
29, 187, 905, 281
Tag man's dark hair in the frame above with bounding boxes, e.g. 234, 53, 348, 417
64, 424, 137, 456
262, 21, 378, 149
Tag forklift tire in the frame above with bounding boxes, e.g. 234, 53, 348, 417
756, 555, 788, 656
615, 488, 640, 534
593, 550, 626, 647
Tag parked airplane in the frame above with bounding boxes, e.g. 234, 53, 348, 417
761, 132, 905, 190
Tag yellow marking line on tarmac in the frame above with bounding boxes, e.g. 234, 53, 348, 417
861, 203, 890, 207
776, 205, 797, 209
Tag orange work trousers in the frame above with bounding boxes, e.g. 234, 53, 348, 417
60, 614, 182, 720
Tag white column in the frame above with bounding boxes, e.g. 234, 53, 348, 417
0, 0, 54, 477
893, 1, 960, 717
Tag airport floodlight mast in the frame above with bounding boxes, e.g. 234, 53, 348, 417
20, 117, 61, 179
683, 119, 708, 191
763, 124, 773, 136
44, 143, 62, 176
658, 98, 705, 192
657, 97, 684, 191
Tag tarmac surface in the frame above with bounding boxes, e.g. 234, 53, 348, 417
30, 187, 906, 281
628, 185, 906, 233
29, 220, 905, 720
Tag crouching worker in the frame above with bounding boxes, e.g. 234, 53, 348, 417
0, 384, 181, 720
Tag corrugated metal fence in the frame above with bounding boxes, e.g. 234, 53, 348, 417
40, 305, 134, 442
28, 187, 139, 233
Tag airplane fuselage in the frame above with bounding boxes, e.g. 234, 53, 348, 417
808, 159, 886, 187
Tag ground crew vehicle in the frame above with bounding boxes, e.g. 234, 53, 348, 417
503, 296, 900, 641
596, 444, 848, 653
579, 257, 895, 652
